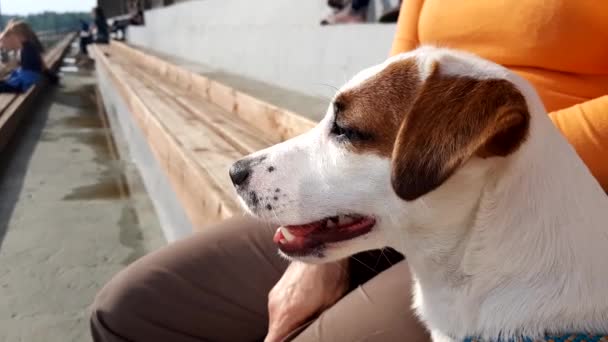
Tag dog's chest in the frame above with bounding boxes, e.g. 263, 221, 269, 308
461, 335, 608, 342
430, 328, 608, 342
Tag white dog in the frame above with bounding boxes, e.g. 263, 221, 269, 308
229, 46, 608, 341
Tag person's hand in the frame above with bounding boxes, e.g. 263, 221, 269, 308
265, 260, 349, 342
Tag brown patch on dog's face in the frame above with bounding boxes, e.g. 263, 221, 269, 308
330, 58, 529, 201
332, 58, 420, 157
391, 65, 530, 201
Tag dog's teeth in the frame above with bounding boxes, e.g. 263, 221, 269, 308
279, 238, 287, 244
280, 227, 295, 242
338, 215, 354, 225
326, 220, 336, 228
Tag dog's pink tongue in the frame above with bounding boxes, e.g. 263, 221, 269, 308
284, 222, 323, 236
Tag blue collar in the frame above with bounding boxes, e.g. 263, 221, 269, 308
463, 334, 608, 342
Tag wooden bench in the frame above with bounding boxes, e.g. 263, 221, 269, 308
0, 33, 76, 151
91, 41, 316, 230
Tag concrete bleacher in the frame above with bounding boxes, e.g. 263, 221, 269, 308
125, 44, 330, 122
0, 34, 76, 151
127, 0, 397, 100
93, 41, 317, 241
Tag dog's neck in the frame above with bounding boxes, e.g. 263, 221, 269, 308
402, 100, 608, 341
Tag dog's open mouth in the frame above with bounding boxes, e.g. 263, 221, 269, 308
273, 214, 376, 256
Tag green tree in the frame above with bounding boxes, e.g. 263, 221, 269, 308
1, 11, 90, 33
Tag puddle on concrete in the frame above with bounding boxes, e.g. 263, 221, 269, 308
62, 134, 128, 201
45, 87, 107, 161
61, 84, 98, 108
63, 181, 121, 200
62, 82, 127, 201
56, 115, 104, 129
62, 131, 114, 162
58, 78, 150, 262
118, 206, 145, 265
39, 132, 60, 142
63, 173, 131, 201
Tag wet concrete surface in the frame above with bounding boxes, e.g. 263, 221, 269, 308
0, 57, 163, 341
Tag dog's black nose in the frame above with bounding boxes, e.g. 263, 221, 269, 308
229, 161, 251, 186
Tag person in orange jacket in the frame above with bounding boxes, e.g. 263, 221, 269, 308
90, 2, 607, 342
392, 0, 608, 191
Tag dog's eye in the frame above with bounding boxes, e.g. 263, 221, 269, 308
330, 121, 346, 136
330, 121, 371, 142
333, 101, 345, 115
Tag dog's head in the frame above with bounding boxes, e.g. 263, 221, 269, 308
230, 46, 534, 263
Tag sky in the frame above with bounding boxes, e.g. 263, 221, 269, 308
2, 0, 96, 15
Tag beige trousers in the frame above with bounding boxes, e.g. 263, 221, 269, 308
90, 216, 430, 342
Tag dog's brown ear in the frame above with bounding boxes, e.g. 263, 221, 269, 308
391, 66, 530, 201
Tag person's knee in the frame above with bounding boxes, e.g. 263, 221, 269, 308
90, 266, 150, 337
91, 274, 126, 333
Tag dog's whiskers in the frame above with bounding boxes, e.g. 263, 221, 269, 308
380, 247, 394, 267
262, 220, 275, 233
351, 255, 379, 273
315, 82, 340, 93
269, 203, 286, 229
371, 233, 386, 269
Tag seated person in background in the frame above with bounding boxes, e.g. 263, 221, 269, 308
130, 10, 144, 26
79, 7, 110, 64
80, 7, 110, 56
79, 20, 93, 56
321, 0, 369, 25
378, 0, 402, 23
0, 21, 45, 93
92, 7, 110, 44
109, 9, 144, 42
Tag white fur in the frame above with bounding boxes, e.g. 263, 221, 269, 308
233, 46, 608, 341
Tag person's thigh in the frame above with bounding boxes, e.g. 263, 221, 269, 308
291, 260, 431, 342
90, 215, 288, 342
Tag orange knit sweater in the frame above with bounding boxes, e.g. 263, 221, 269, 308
391, 0, 608, 190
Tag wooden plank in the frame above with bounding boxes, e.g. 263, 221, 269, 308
92, 45, 242, 227
126, 69, 244, 196
0, 95, 18, 118
95, 42, 321, 231
233, 91, 315, 142
95, 41, 316, 230
178, 96, 273, 153
109, 41, 317, 141
129, 65, 273, 154
97, 52, 238, 227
